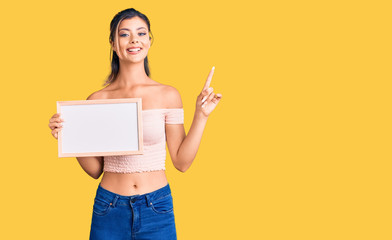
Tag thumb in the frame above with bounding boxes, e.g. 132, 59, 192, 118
200, 87, 213, 102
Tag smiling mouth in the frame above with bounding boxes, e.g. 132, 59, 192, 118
127, 48, 142, 52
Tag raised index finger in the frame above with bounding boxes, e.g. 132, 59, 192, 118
202, 66, 215, 91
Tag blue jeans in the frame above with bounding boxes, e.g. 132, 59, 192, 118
89, 182, 177, 240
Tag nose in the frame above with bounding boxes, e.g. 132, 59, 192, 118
130, 35, 139, 44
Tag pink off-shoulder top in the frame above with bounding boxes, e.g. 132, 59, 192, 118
103, 108, 184, 173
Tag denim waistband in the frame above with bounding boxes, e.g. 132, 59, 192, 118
94, 182, 172, 208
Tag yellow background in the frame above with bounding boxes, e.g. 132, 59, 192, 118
1, 0, 391, 239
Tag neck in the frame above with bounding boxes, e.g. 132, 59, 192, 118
114, 60, 148, 88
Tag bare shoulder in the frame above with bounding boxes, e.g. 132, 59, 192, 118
86, 89, 108, 100
160, 84, 183, 108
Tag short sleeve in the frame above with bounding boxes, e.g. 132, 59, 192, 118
165, 108, 184, 124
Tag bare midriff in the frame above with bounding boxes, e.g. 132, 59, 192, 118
99, 170, 168, 196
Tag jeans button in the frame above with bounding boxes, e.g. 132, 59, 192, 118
130, 198, 136, 203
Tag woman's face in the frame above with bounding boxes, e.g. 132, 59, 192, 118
112, 17, 151, 63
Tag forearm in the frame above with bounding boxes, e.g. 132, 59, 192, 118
176, 112, 208, 172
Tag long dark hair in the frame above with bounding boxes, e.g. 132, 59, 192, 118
103, 8, 154, 86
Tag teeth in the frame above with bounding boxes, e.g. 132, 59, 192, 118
128, 48, 141, 52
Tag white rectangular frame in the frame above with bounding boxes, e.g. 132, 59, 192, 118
57, 98, 143, 158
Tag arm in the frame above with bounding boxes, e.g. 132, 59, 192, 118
76, 156, 104, 179
74, 91, 105, 179
166, 111, 208, 172
166, 67, 222, 172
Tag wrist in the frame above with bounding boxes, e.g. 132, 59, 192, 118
194, 111, 209, 122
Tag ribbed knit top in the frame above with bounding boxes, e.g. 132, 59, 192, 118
103, 108, 184, 173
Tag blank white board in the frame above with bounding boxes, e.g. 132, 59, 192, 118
57, 98, 143, 158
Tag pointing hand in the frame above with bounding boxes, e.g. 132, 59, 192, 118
196, 66, 222, 117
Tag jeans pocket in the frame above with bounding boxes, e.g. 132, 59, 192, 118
93, 197, 112, 216
150, 194, 174, 214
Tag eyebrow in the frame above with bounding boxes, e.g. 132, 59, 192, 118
119, 27, 147, 31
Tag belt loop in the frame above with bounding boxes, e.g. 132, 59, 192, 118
112, 195, 119, 207
145, 194, 151, 207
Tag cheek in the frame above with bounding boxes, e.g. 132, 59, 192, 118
119, 39, 129, 48
140, 46, 150, 56
143, 43, 150, 50
142, 39, 151, 47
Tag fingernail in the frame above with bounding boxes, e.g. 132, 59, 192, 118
212, 66, 215, 70
201, 96, 207, 103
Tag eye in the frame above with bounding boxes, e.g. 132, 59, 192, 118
139, 32, 147, 36
120, 33, 128, 37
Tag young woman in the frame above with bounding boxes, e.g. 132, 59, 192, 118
48, 8, 222, 240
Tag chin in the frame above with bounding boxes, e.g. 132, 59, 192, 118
125, 58, 145, 64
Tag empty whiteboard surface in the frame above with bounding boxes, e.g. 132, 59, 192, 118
57, 98, 143, 157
